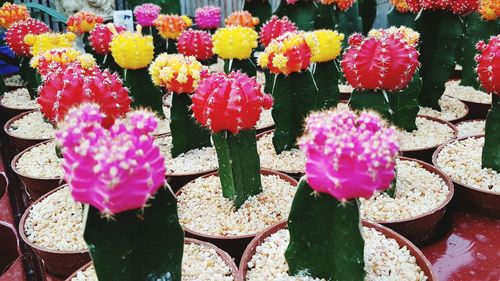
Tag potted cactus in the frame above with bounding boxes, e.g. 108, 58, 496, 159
212, 26, 258, 76
133, 3, 164, 55
88, 24, 126, 72
194, 6, 221, 33
153, 14, 192, 54
177, 29, 215, 66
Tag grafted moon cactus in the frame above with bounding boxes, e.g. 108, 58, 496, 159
89, 24, 126, 55
30, 48, 96, 77
225, 10, 259, 28
194, 6, 221, 30
191, 71, 272, 208
133, 3, 161, 27
341, 33, 419, 91
154, 14, 192, 40
476, 36, 500, 172
309, 29, 344, 63
66, 11, 103, 34
192, 71, 273, 134
5, 19, 50, 57
259, 16, 297, 47
177, 29, 213, 61
406, 0, 479, 15
479, 0, 500, 20
285, 109, 399, 280
37, 63, 131, 128
24, 32, 77, 57
0, 3, 29, 29
212, 26, 258, 75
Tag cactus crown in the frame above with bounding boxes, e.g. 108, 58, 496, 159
5, 18, 50, 56
24, 32, 76, 56
212, 26, 258, 60
308, 29, 344, 63
30, 48, 96, 77
225, 10, 260, 28
258, 31, 318, 75
475, 35, 500, 95
341, 32, 420, 92
299, 109, 399, 201
66, 11, 103, 34
56, 103, 166, 215
89, 24, 126, 55
478, 0, 500, 21
192, 71, 273, 134
368, 26, 420, 47
154, 14, 192, 40
133, 3, 161, 27
319, 0, 356, 11
259, 16, 298, 47
37, 63, 131, 127
149, 53, 205, 94
108, 24, 154, 70
194, 5, 221, 30
0, 3, 29, 29
390, 0, 415, 13
406, 0, 479, 15
177, 29, 214, 61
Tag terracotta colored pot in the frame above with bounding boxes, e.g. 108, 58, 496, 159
433, 135, 500, 217
373, 157, 454, 246
64, 238, 241, 281
239, 220, 437, 281
11, 140, 63, 201
446, 98, 469, 124
401, 115, 458, 164
461, 100, 490, 120
4, 110, 52, 152
176, 169, 298, 262
18, 186, 90, 278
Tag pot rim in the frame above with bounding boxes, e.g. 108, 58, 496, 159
0, 90, 38, 111
176, 169, 299, 240
399, 115, 458, 153
11, 139, 63, 181
238, 220, 438, 281
432, 134, 499, 196
18, 184, 89, 255
4, 109, 53, 142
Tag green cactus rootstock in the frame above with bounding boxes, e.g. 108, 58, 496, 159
315, 4, 335, 29
285, 179, 365, 280
224, 58, 257, 77
102, 54, 124, 78
358, 0, 377, 34
461, 14, 500, 89
387, 7, 416, 29
314, 61, 341, 108
124, 68, 164, 117
416, 10, 462, 110
126, 0, 180, 14
387, 72, 422, 132
272, 71, 320, 154
170, 93, 212, 158
212, 130, 262, 209
19, 56, 38, 99
349, 89, 392, 121
482, 95, 500, 172
84, 186, 184, 281
244, 0, 272, 31
274, 0, 318, 31
314, 3, 363, 40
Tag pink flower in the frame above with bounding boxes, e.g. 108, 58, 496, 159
56, 104, 166, 215
133, 3, 161, 27
195, 6, 221, 29
299, 109, 399, 201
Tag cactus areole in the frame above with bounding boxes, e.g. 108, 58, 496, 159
192, 72, 273, 208
476, 36, 500, 172
285, 109, 399, 280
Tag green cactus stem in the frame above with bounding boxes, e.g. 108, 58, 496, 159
387, 72, 422, 132
272, 70, 319, 154
315, 4, 335, 29
416, 10, 462, 110
144, 26, 167, 56
212, 129, 262, 209
244, 0, 272, 31
482, 95, 500, 172
285, 179, 365, 280
313, 61, 341, 108
461, 14, 500, 89
274, 0, 318, 31
19, 56, 38, 99
359, 0, 377, 34
387, 7, 416, 29
123, 68, 164, 117
126, 0, 180, 14
337, 1, 363, 42
84, 186, 184, 281
166, 38, 178, 54
348, 89, 392, 121
170, 93, 212, 158
224, 58, 257, 77
102, 54, 124, 78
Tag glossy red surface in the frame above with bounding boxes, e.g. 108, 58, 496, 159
422, 212, 500, 281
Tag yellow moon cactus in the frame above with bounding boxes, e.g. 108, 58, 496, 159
108, 24, 154, 70
308, 30, 344, 63
24, 32, 76, 57
212, 26, 258, 60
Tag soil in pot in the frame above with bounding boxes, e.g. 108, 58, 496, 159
67, 239, 239, 281
14, 141, 63, 180
242, 222, 432, 281
444, 80, 491, 120
0, 88, 38, 110
456, 120, 485, 138
256, 131, 305, 175
6, 111, 54, 140
4, 75, 26, 88
418, 95, 468, 123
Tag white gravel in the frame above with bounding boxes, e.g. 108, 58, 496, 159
71, 243, 235, 281
435, 137, 499, 193
155, 135, 218, 175
246, 227, 427, 281
256, 109, 274, 130
419, 96, 467, 121
257, 132, 305, 173
178, 174, 296, 236
457, 120, 485, 138
0, 88, 38, 109
4, 74, 25, 87
339, 83, 354, 94
7, 111, 55, 139
360, 159, 449, 221
16, 141, 63, 178
444, 80, 492, 104
24, 186, 86, 251
398, 117, 455, 151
